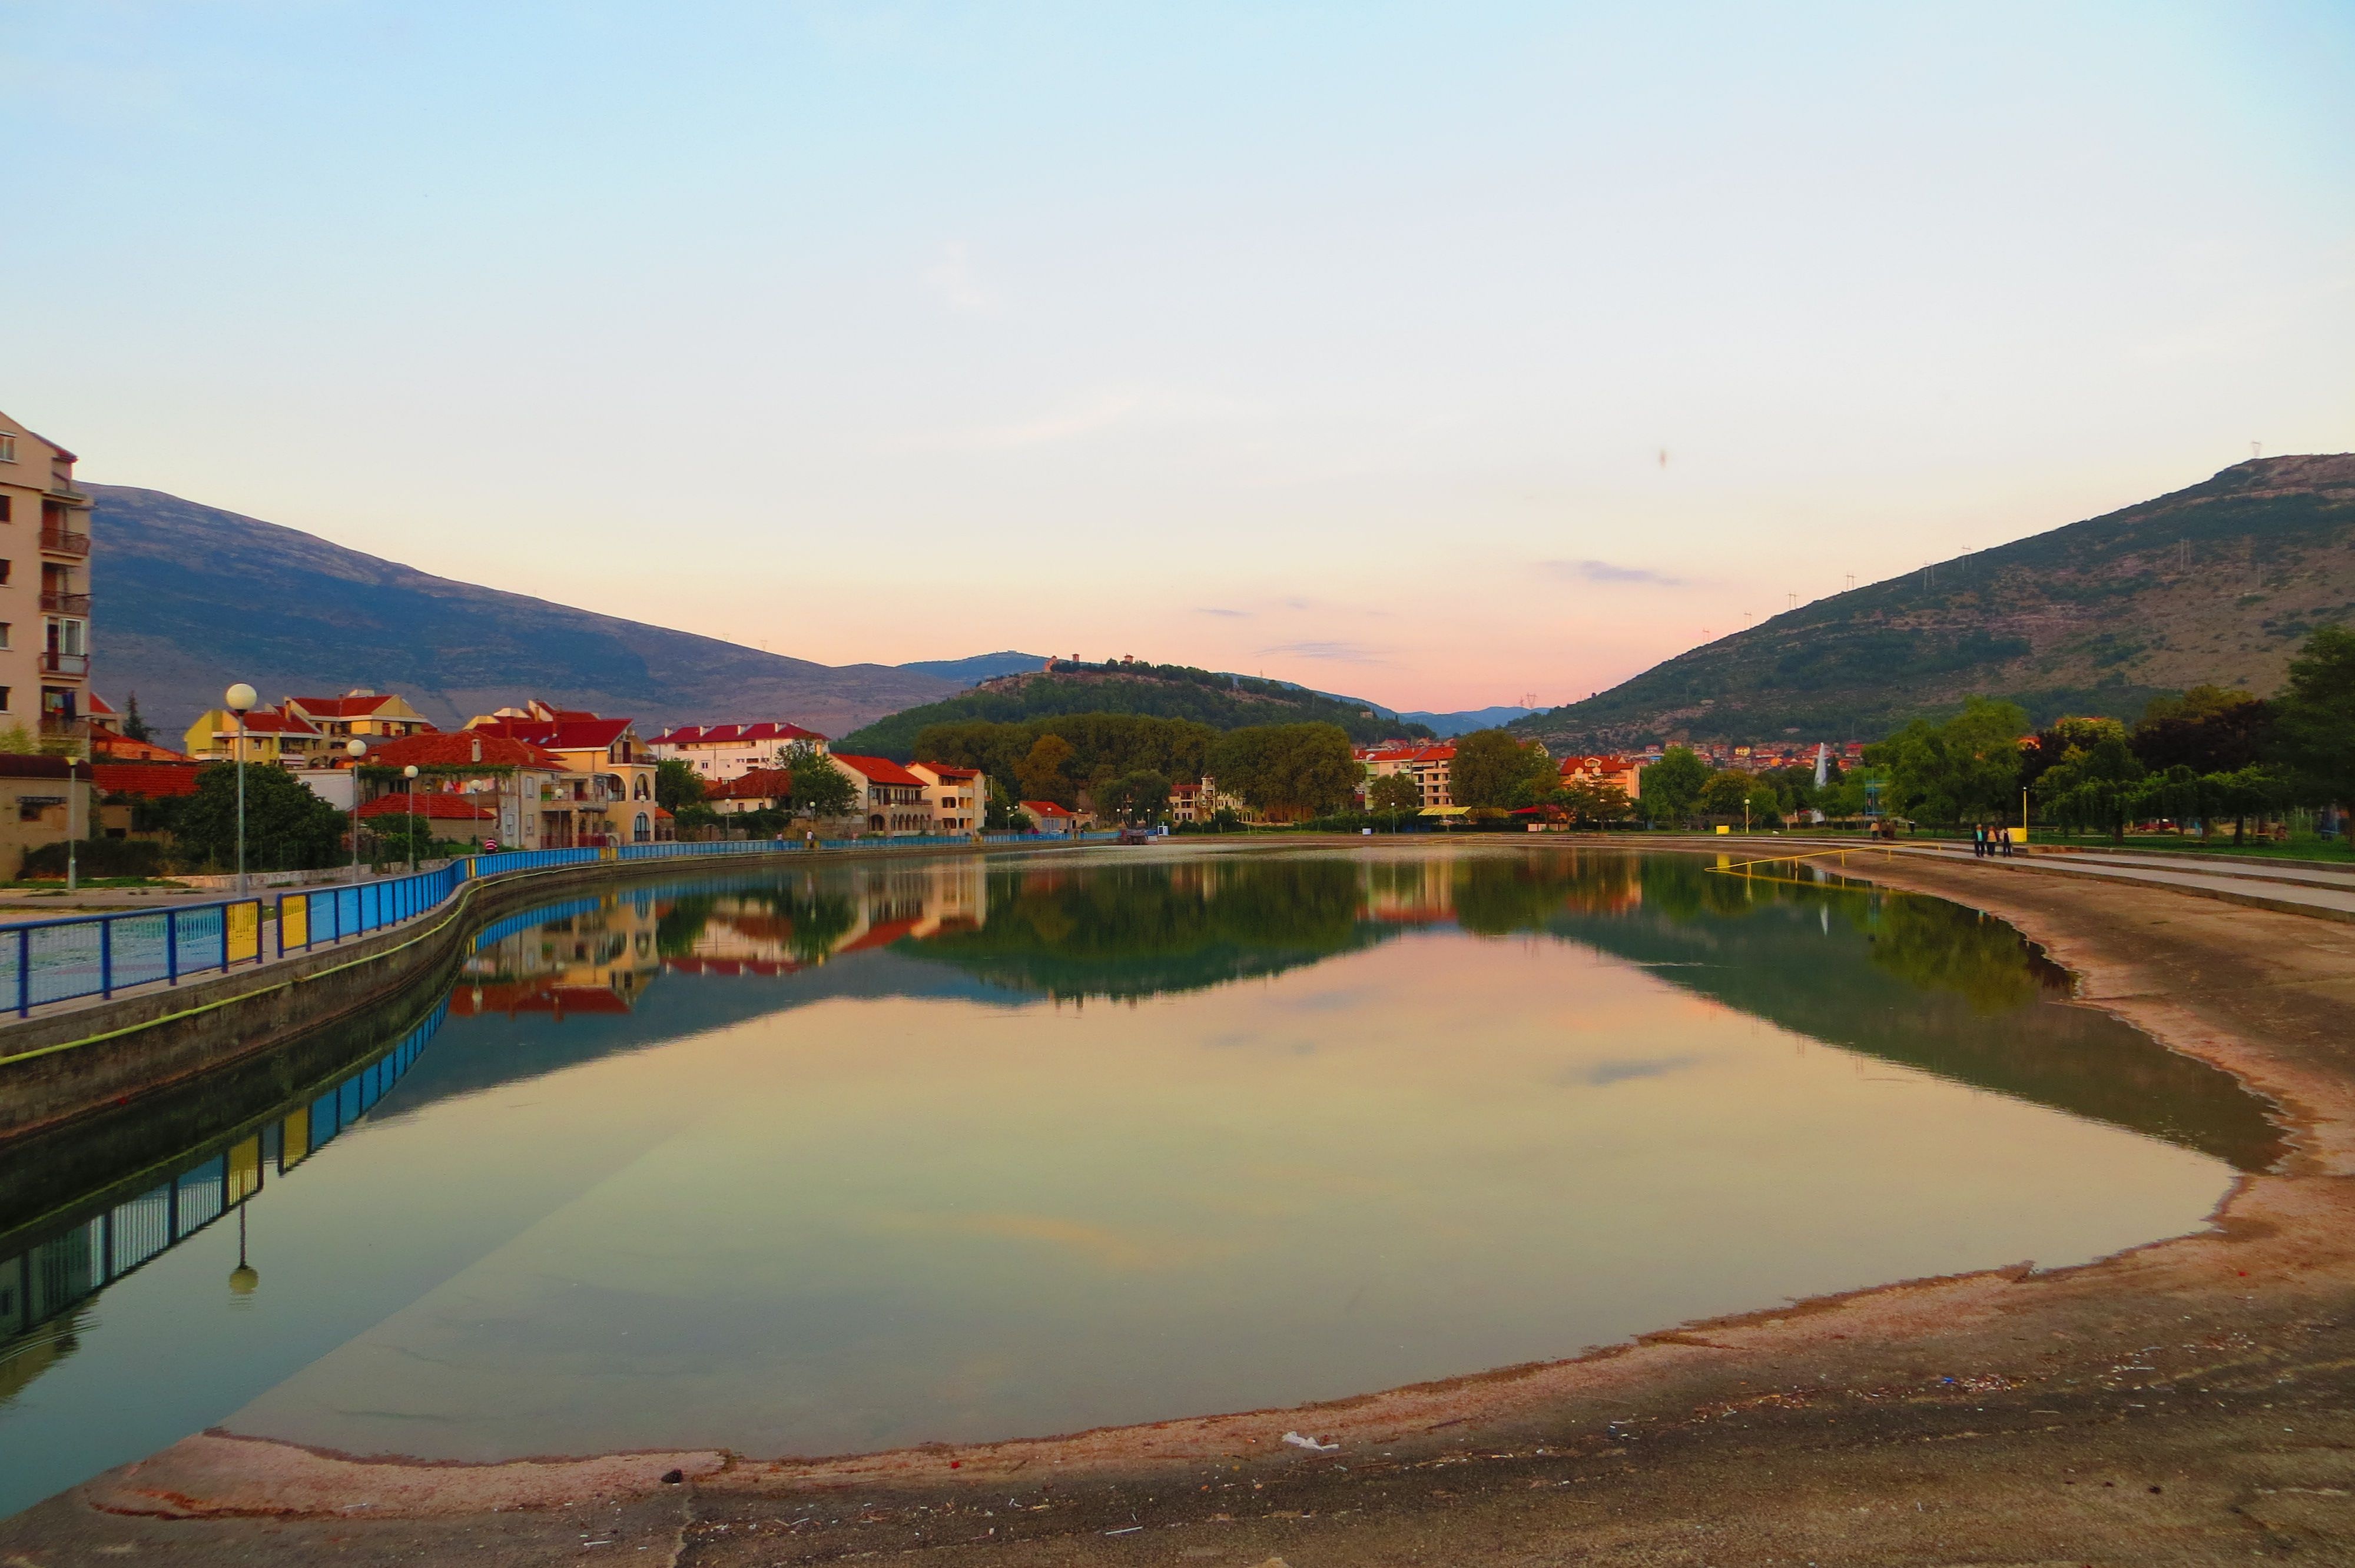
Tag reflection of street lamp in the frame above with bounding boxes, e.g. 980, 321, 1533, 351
403, 764, 421, 873
228, 1205, 258, 1300
346, 739, 368, 881
225, 683, 258, 895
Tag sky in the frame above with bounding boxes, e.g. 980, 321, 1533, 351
4, 1, 2351, 713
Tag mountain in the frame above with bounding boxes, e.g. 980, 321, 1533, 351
835, 659, 1437, 758
88, 486, 980, 737
1394, 704, 1538, 737
894, 651, 1052, 684
1515, 454, 2355, 749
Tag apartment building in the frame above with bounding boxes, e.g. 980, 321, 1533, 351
0, 410, 94, 755
1358, 743, 1456, 808
645, 720, 830, 781
363, 729, 586, 850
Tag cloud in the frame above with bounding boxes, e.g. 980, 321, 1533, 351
933, 393, 1142, 451
922, 240, 998, 315
1196, 606, 1252, 619
1541, 559, 1686, 587
1567, 1054, 1703, 1087
1256, 640, 1388, 663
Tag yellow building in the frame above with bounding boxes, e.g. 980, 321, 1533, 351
0, 409, 95, 757
182, 705, 329, 766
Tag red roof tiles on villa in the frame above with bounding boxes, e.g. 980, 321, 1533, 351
832, 753, 927, 788
364, 732, 565, 769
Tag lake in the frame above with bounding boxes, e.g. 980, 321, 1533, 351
0, 842, 2280, 1519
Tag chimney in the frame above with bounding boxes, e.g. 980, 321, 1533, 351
471, 736, 482, 763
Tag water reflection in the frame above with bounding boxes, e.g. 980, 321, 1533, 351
0, 844, 2282, 1519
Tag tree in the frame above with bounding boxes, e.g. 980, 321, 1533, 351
1867, 697, 2029, 825
2270, 626, 2355, 806
1016, 734, 1079, 806
122, 692, 152, 743
1450, 729, 1548, 809
174, 760, 350, 871
1099, 769, 1172, 822
1700, 769, 1752, 818
655, 758, 706, 812
1209, 723, 1359, 819
1368, 772, 1421, 829
1556, 779, 1630, 826
2035, 732, 2146, 842
1641, 746, 1709, 826
788, 752, 858, 820
2132, 687, 2271, 776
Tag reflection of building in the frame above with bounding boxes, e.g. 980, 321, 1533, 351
457, 892, 664, 1015
664, 859, 988, 975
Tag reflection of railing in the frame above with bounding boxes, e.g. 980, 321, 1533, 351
0, 1000, 445, 1362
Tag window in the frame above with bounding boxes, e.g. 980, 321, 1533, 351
0, 686, 11, 712
0, 497, 10, 522
0, 434, 15, 462
0, 560, 9, 585
0, 623, 9, 650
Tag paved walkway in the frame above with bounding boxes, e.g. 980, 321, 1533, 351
1866, 840, 2355, 921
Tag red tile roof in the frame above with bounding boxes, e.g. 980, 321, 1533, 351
471, 716, 634, 751
364, 731, 565, 769
707, 767, 795, 800
1021, 799, 1075, 818
356, 793, 497, 821
910, 760, 979, 780
94, 761, 201, 798
288, 693, 409, 718
648, 720, 829, 746
832, 753, 926, 788
211, 706, 321, 737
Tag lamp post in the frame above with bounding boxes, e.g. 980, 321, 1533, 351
225, 683, 257, 896
403, 765, 421, 873
65, 755, 79, 895
346, 739, 369, 880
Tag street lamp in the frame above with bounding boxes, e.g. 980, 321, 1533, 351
224, 683, 257, 896
403, 764, 421, 873
65, 755, 79, 895
346, 738, 368, 881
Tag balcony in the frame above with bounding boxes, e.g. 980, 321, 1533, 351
46, 470, 87, 503
39, 591, 91, 616
39, 716, 88, 741
39, 526, 90, 558
41, 651, 89, 677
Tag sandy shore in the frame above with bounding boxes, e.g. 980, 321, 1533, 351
5, 852, 2354, 1564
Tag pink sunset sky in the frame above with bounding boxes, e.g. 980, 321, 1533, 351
7, 2, 2350, 712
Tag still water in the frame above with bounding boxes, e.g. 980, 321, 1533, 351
0, 844, 2278, 1517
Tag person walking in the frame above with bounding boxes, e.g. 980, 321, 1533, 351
1972, 823, 1988, 858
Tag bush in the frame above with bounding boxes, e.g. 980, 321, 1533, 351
20, 839, 167, 879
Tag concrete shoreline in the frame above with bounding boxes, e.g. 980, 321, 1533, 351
4, 843, 2353, 1563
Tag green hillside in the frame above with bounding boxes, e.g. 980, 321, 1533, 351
837, 659, 1432, 759
1517, 453, 2355, 748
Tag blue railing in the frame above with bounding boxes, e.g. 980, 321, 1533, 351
0, 829, 1113, 1022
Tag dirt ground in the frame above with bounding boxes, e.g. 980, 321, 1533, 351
5, 854, 2354, 1566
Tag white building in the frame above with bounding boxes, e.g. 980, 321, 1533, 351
646, 720, 830, 782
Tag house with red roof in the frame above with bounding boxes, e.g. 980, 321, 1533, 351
1019, 798, 1088, 835
705, 766, 796, 815
1557, 753, 1644, 802
282, 689, 435, 743
831, 753, 934, 835
905, 760, 989, 834
180, 702, 327, 766
356, 729, 598, 849
645, 719, 830, 782
465, 700, 662, 843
